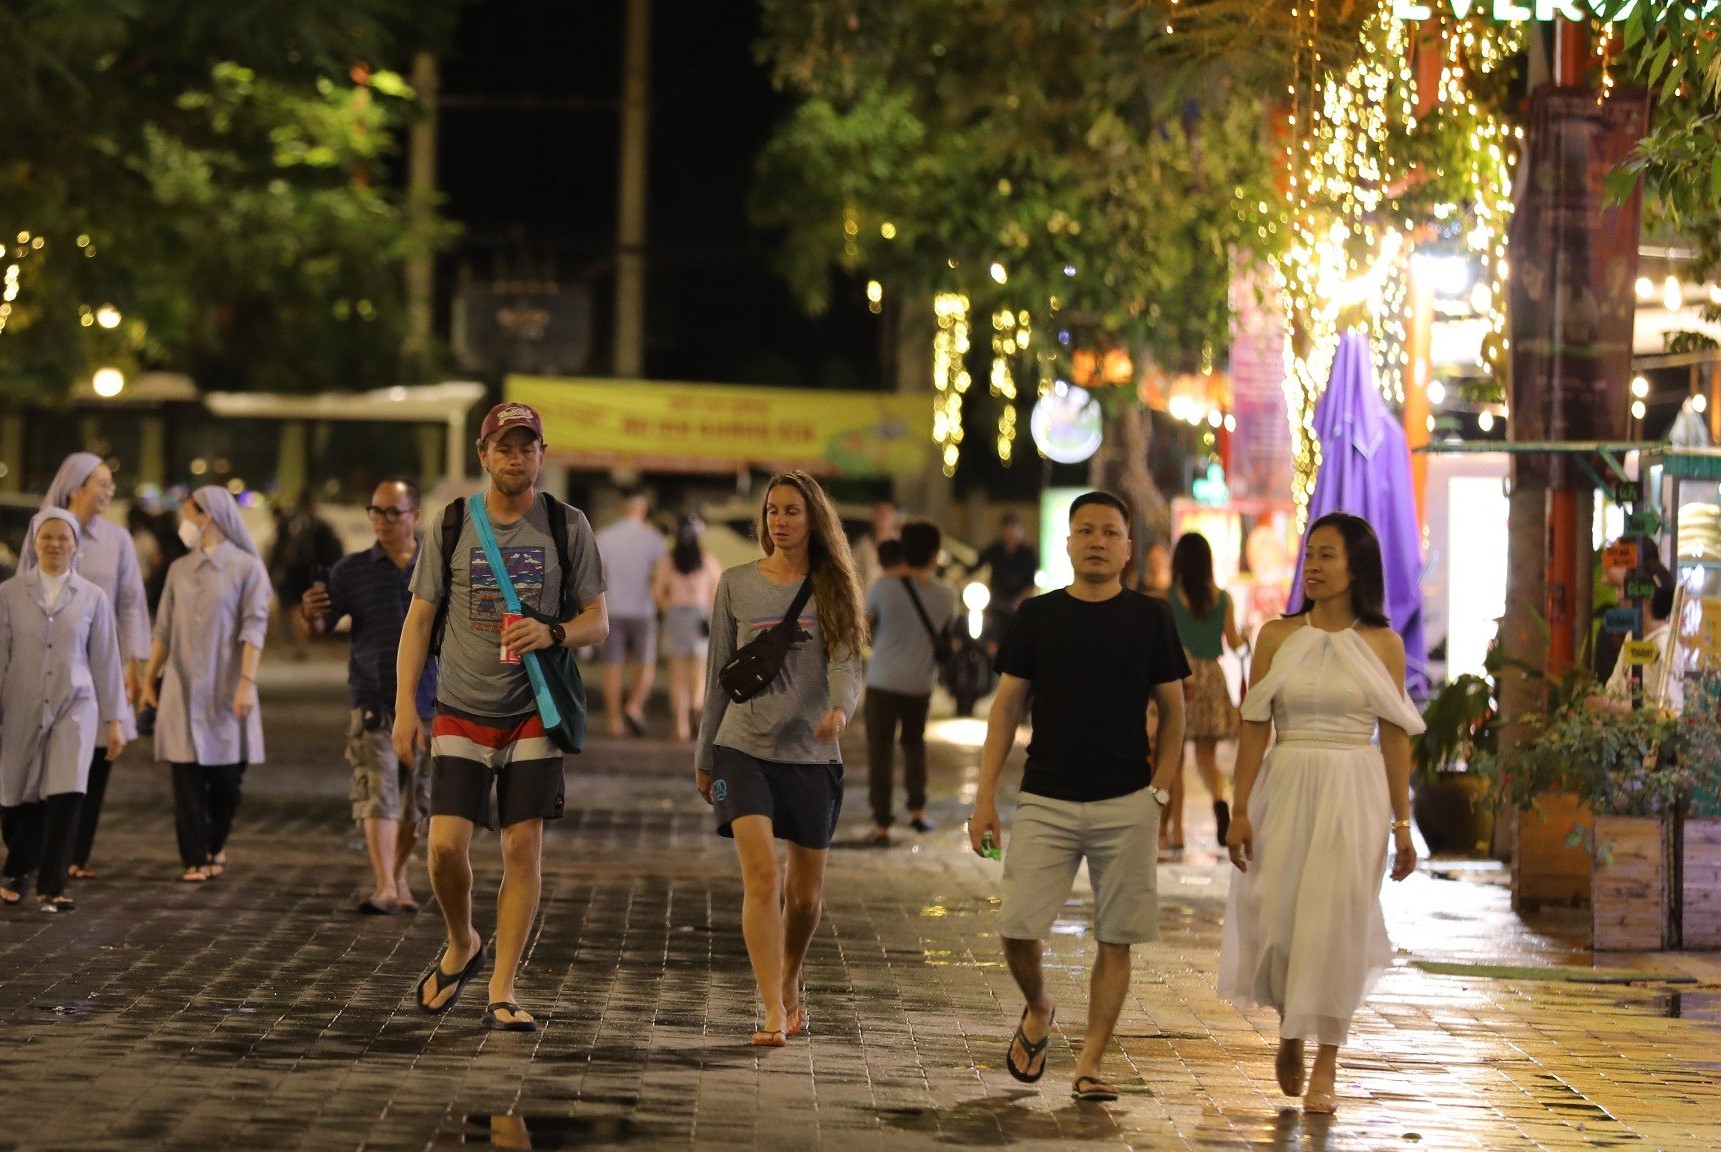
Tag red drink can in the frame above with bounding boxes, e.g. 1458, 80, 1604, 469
500, 612, 522, 663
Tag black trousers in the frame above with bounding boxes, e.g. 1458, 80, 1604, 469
70, 748, 113, 868
2, 794, 84, 900
170, 762, 246, 869
864, 687, 931, 828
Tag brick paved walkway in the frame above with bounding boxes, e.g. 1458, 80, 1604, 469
1, 653, 1717, 1150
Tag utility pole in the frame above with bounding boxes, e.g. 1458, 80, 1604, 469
613, 0, 650, 378
404, 51, 440, 372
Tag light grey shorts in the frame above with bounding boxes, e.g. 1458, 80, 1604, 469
661, 605, 709, 658
999, 786, 1162, 944
346, 708, 433, 823
602, 615, 658, 665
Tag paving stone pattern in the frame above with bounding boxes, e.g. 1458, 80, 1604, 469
1, 655, 1718, 1150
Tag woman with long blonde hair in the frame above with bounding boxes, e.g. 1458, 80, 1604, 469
695, 471, 866, 1046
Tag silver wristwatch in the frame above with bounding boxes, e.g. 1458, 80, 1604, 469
1149, 785, 1171, 806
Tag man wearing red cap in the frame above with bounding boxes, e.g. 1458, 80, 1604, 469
394, 401, 609, 1031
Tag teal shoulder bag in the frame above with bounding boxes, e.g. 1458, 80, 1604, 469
467, 493, 587, 754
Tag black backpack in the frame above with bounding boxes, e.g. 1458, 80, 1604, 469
431, 491, 579, 656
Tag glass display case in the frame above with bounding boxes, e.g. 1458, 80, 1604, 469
1645, 449, 1721, 716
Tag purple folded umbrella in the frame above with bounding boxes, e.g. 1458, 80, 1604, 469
1287, 331, 1430, 691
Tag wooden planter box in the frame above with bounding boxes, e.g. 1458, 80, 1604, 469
1514, 792, 1593, 911
1682, 817, 1721, 950
1592, 815, 1671, 951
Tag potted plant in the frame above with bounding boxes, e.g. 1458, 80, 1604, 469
1485, 685, 1680, 950
1411, 671, 1498, 855
1676, 672, 1721, 948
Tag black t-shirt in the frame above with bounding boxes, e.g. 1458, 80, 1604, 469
994, 587, 1191, 802
974, 541, 1040, 602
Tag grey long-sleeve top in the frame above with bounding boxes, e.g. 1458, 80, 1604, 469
0, 570, 126, 806
152, 543, 271, 766
695, 562, 861, 771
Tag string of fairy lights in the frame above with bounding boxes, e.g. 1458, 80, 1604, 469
990, 308, 1029, 465
1274, 3, 1521, 527
904, 1, 1531, 489
932, 292, 971, 477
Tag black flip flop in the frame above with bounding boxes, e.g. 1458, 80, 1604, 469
1072, 1075, 1119, 1102
1005, 1006, 1054, 1083
416, 945, 486, 1015
483, 1001, 538, 1032
357, 898, 400, 916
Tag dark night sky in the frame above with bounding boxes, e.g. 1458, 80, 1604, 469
434, 0, 882, 389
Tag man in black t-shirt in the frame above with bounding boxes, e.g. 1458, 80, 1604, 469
968, 491, 1189, 1102
966, 512, 1039, 649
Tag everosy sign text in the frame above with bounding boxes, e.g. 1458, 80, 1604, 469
1393, 0, 1715, 19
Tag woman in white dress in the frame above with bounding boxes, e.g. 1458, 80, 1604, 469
1219, 512, 1423, 1115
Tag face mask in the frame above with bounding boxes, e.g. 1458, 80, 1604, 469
178, 518, 204, 550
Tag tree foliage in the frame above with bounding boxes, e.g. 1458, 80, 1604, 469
1610, 3, 1721, 279
0, 0, 463, 399
751, 0, 1367, 373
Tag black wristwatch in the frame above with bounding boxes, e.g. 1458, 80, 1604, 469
548, 622, 566, 647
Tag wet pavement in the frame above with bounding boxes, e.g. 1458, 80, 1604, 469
2, 651, 1718, 1151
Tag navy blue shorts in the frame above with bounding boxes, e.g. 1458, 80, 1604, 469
710, 746, 842, 850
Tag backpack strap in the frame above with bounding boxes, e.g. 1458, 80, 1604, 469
776, 576, 814, 635
899, 575, 943, 647
430, 497, 465, 657
540, 491, 580, 618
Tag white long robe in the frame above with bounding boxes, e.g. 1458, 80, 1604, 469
0, 570, 126, 806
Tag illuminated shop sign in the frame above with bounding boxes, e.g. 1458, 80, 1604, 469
1392, 1, 1714, 20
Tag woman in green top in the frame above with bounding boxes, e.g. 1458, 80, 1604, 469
1166, 532, 1243, 849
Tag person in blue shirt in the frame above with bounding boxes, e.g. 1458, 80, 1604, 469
302, 479, 439, 915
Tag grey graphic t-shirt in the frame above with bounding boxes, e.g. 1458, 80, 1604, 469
411, 496, 607, 717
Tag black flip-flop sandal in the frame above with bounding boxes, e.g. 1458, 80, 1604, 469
1072, 1076, 1119, 1102
416, 945, 486, 1015
357, 898, 400, 915
1005, 1006, 1054, 1083
482, 1001, 539, 1032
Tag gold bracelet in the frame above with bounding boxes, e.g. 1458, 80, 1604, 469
1390, 818, 1411, 831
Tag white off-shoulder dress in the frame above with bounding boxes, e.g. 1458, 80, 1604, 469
1217, 623, 1425, 1046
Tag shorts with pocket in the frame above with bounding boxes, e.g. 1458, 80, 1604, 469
429, 704, 566, 830
999, 786, 1161, 944
709, 745, 842, 850
347, 708, 433, 822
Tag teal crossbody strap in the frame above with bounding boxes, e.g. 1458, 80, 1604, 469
467, 494, 563, 728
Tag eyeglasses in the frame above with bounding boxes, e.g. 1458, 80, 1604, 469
366, 505, 414, 522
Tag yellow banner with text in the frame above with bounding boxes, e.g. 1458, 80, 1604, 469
505, 375, 932, 477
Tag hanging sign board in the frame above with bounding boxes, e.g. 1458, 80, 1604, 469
1392, 1, 1645, 20
1624, 577, 1659, 600
1622, 639, 1661, 667
1626, 509, 1663, 535
1603, 541, 1640, 569
1603, 606, 1642, 634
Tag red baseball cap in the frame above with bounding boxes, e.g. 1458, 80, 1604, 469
479, 401, 545, 443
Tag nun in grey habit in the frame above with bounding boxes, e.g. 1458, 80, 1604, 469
140, 486, 271, 882
0, 509, 127, 911
24, 452, 152, 877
